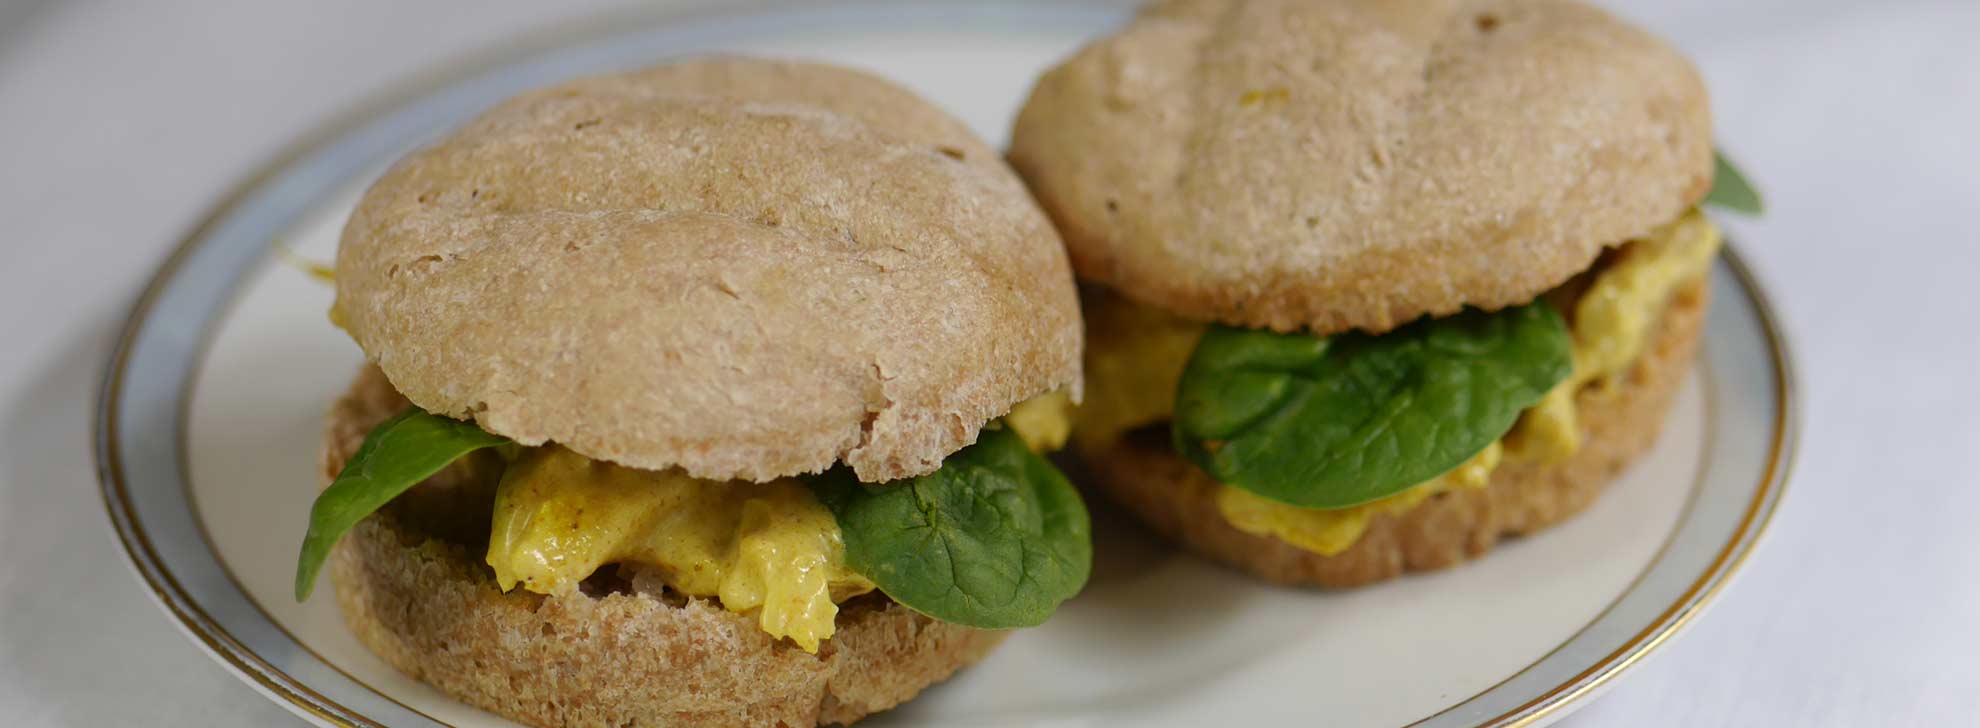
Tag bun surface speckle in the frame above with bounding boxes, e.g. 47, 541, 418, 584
337, 57, 1082, 483
1009, 0, 1712, 335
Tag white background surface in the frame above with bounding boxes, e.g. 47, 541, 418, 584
1, 1, 1974, 726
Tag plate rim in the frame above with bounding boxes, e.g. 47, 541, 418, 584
1444, 250, 1796, 726
92, 3, 1800, 727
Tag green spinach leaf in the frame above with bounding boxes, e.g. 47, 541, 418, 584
1705, 150, 1763, 215
294, 408, 509, 600
1173, 302, 1571, 509
813, 427, 1091, 629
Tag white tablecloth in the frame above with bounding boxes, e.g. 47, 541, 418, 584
3, 1, 1974, 725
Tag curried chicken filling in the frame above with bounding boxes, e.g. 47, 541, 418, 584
1075, 211, 1722, 556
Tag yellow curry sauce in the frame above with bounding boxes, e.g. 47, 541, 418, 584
483, 395, 1073, 653
1215, 442, 1504, 555
1502, 210, 1723, 462
1076, 210, 1722, 556
1005, 390, 1076, 453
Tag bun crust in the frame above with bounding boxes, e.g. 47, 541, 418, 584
1009, 0, 1712, 335
1080, 279, 1706, 587
336, 57, 1082, 483
323, 367, 1004, 727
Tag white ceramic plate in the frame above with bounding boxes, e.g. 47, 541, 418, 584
95, 2, 1796, 726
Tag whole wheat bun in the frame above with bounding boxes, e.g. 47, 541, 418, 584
1009, 0, 1713, 335
323, 366, 1005, 727
1081, 279, 1705, 587
335, 57, 1082, 483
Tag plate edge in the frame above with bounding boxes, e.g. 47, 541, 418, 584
89, 3, 1801, 727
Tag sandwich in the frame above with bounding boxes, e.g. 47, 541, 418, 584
292, 58, 1090, 727
1007, 0, 1760, 587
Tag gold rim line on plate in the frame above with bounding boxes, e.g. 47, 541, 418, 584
91, 4, 1799, 728
1488, 248, 1798, 728
176, 362, 457, 725
89, 5, 772, 726
1408, 312, 1726, 728
107, 208, 1793, 728
98, 308, 376, 727
93, 1, 910, 723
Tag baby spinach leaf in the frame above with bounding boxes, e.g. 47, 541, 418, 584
294, 408, 509, 600
814, 427, 1091, 629
1173, 302, 1571, 509
1705, 150, 1763, 215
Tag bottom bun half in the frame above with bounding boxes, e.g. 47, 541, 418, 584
321, 367, 1004, 728
1081, 280, 1708, 588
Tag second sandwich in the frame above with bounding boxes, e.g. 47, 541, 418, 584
1009, 0, 1733, 587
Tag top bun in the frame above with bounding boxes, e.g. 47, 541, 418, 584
335, 57, 1082, 483
1009, 0, 1712, 335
